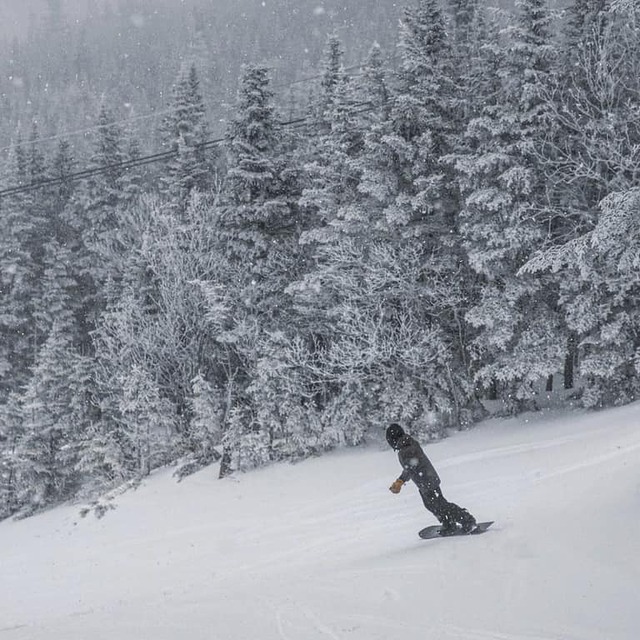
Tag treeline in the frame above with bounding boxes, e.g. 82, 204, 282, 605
1, 0, 640, 518
0, 0, 403, 153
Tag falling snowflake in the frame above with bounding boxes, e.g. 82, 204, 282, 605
130, 14, 145, 28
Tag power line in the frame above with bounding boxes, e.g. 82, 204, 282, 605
0, 102, 382, 199
1, 56, 392, 155
273, 63, 364, 90
0, 136, 220, 198
0, 106, 182, 155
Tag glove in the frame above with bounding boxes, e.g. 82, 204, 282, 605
389, 478, 405, 494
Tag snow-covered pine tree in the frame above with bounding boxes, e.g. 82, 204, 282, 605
570, 188, 640, 406
355, 42, 389, 123
65, 102, 148, 361
90, 274, 179, 485
81, 286, 139, 491
286, 2, 479, 436
445, 0, 488, 124
218, 63, 302, 324
214, 63, 302, 470
23, 122, 52, 347
521, 187, 640, 406
0, 393, 22, 518
454, 0, 562, 411
524, 0, 640, 407
120, 135, 145, 209
293, 33, 348, 204
318, 33, 345, 127
15, 318, 82, 514
388, 0, 456, 233
0, 138, 32, 398
0, 126, 50, 398
287, 58, 389, 444
186, 372, 223, 467
357, 0, 474, 427
300, 70, 364, 246
50, 139, 74, 206
33, 140, 80, 343
74, 103, 127, 328
116, 364, 175, 479
160, 62, 211, 213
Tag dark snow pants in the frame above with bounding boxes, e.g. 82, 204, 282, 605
419, 486, 474, 527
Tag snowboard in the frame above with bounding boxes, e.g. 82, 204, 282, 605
419, 520, 494, 540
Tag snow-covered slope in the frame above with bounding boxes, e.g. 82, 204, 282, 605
2, 405, 639, 640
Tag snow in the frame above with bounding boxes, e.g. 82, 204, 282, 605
2, 405, 640, 639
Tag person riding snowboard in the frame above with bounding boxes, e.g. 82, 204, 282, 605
386, 423, 477, 535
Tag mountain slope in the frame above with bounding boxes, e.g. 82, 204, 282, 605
1, 404, 639, 639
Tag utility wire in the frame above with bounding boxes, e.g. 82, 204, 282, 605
0, 137, 220, 198
0, 106, 183, 155
0, 102, 382, 198
2, 56, 392, 154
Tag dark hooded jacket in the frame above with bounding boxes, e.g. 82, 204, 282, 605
395, 434, 440, 491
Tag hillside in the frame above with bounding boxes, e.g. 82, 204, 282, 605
1, 404, 639, 639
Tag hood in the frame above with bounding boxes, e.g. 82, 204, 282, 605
385, 423, 406, 450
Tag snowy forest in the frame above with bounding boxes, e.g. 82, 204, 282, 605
1, 0, 639, 519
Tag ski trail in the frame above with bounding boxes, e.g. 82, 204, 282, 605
440, 624, 584, 640
301, 606, 343, 640
438, 421, 636, 469
272, 601, 342, 640
438, 433, 586, 467
537, 441, 640, 481
2, 405, 639, 640
275, 609, 293, 640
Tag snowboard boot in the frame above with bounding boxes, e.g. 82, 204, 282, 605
438, 521, 459, 537
459, 511, 477, 534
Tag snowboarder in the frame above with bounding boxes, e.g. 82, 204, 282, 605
386, 423, 477, 536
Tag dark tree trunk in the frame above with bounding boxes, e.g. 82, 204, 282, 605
488, 378, 498, 401
564, 334, 577, 390
218, 448, 233, 479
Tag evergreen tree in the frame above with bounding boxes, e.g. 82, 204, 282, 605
0, 393, 22, 518
178, 372, 223, 475
214, 64, 302, 470
391, 0, 455, 235
287, 1, 478, 434
35, 140, 79, 341
300, 70, 364, 245
356, 42, 389, 121
526, 0, 640, 406
282, 67, 373, 449
15, 319, 82, 513
218, 64, 301, 320
446, 0, 498, 128
75, 103, 127, 328
72, 103, 146, 344
359, 0, 474, 425
318, 33, 345, 124
160, 62, 210, 212
0, 139, 32, 398
0, 128, 49, 398
117, 364, 175, 479
455, 0, 561, 409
